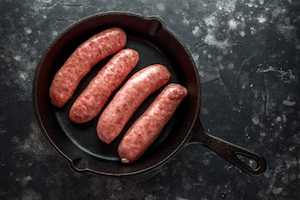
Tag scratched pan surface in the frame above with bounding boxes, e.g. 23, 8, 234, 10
34, 12, 200, 176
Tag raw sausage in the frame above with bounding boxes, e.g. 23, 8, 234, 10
118, 83, 187, 163
118, 84, 187, 163
97, 64, 171, 144
69, 49, 139, 123
50, 27, 126, 107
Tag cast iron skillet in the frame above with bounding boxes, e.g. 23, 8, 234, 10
33, 12, 266, 176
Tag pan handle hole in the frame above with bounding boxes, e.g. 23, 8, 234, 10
236, 154, 258, 170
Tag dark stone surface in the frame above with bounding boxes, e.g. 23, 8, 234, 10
0, 0, 299, 199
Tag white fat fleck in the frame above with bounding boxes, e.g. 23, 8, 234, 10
156, 3, 165, 11
228, 19, 238, 30
14, 55, 22, 61
257, 15, 267, 23
24, 27, 32, 35
259, 0, 264, 4
252, 114, 260, 125
192, 26, 201, 37
42, 15, 47, 19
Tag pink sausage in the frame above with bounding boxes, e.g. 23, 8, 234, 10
69, 49, 139, 123
118, 83, 188, 163
50, 27, 126, 107
97, 64, 171, 144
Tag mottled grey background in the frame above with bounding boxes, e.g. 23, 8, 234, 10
0, 0, 299, 199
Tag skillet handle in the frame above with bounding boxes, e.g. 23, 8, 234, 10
190, 121, 266, 175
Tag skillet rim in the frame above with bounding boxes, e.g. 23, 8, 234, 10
33, 11, 201, 176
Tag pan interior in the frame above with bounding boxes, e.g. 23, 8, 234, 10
35, 13, 200, 175
54, 36, 179, 161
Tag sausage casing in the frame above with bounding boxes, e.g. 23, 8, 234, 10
97, 64, 171, 144
50, 27, 126, 107
69, 49, 139, 123
118, 83, 187, 163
